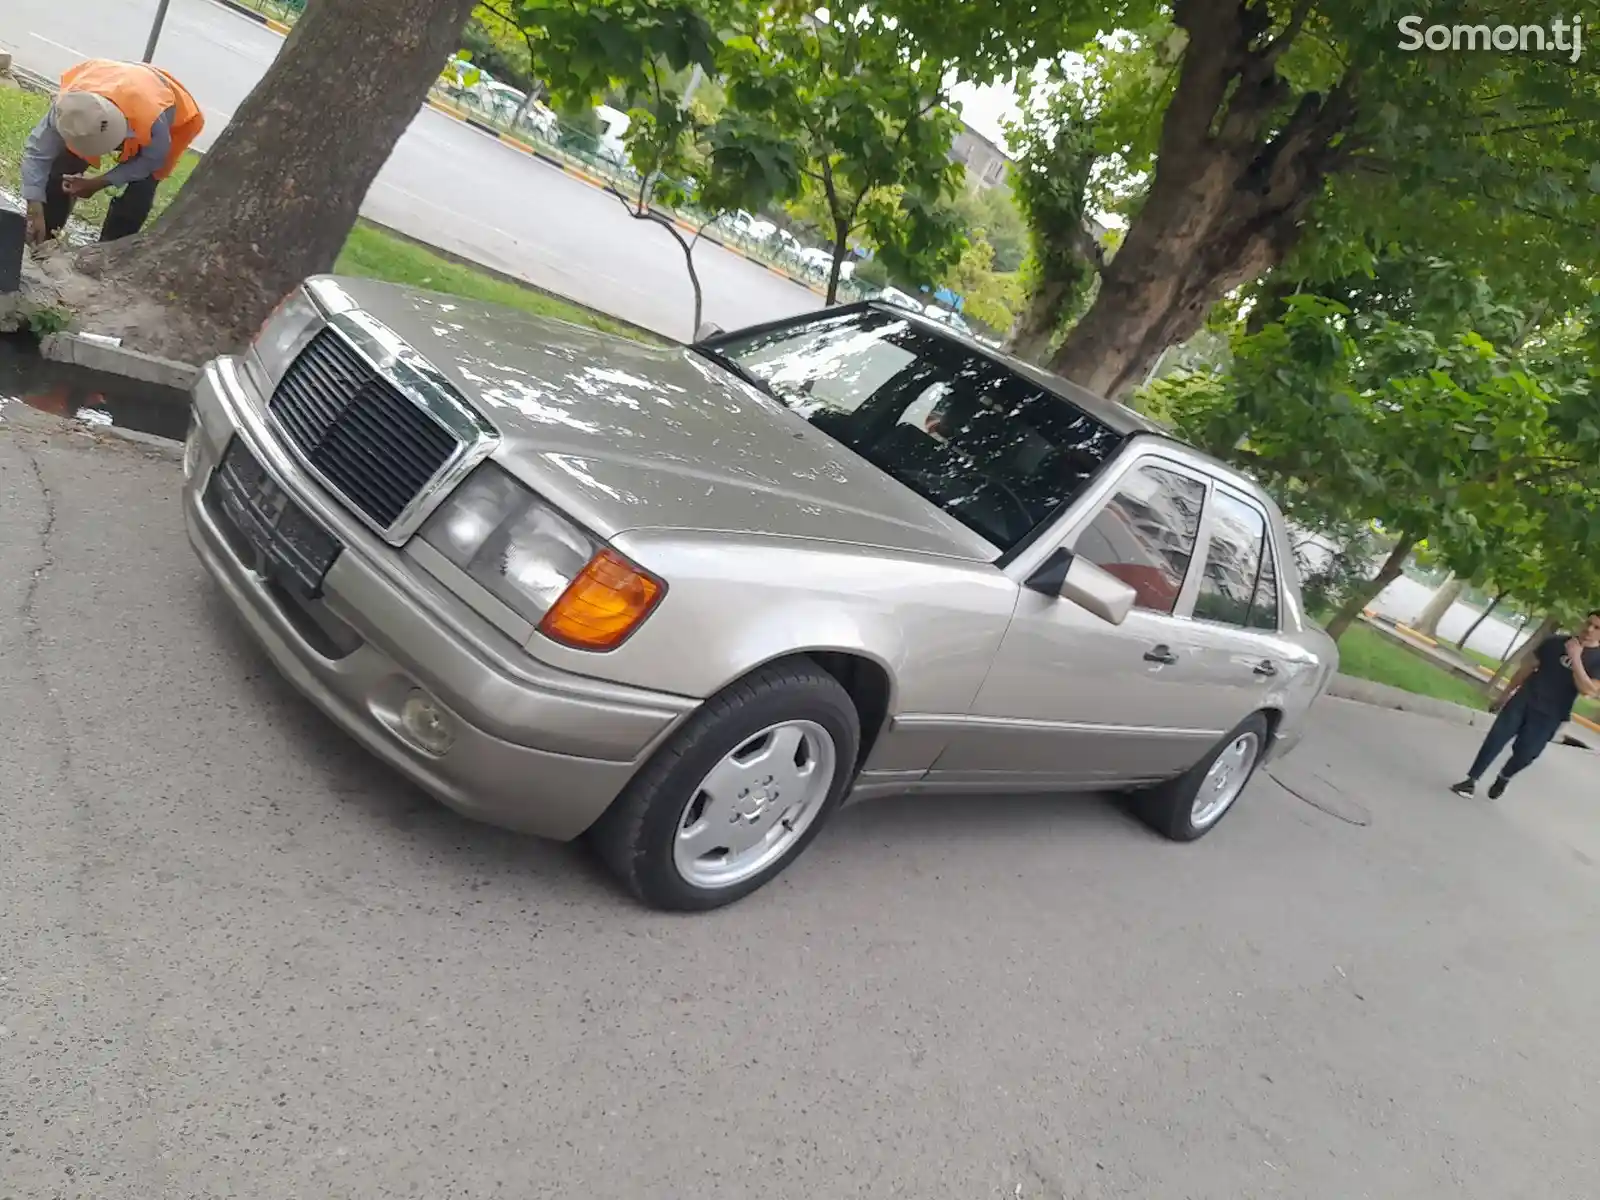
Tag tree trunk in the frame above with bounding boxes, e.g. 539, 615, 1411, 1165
824, 222, 848, 305
1412, 574, 1466, 638
512, 92, 535, 129
1490, 614, 1557, 687
1454, 589, 1505, 650
79, 0, 480, 358
1004, 276, 1071, 364
1324, 534, 1417, 642
1044, 0, 1359, 398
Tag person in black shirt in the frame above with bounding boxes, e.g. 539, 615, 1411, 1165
1452, 610, 1600, 798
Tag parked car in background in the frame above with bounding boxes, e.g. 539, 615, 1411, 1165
871, 286, 926, 314
718, 211, 777, 243
182, 286, 1337, 911
517, 101, 559, 139
438, 55, 484, 96
461, 81, 527, 125
594, 104, 631, 165
795, 246, 834, 278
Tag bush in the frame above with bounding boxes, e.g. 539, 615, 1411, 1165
458, 14, 536, 94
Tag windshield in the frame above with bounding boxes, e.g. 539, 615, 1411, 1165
708, 310, 1126, 551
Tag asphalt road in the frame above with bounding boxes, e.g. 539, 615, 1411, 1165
0, 0, 822, 341
4, 408, 1600, 1199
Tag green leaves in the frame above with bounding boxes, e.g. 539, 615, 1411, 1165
717, 8, 972, 297
1140, 253, 1600, 614
506, 0, 723, 106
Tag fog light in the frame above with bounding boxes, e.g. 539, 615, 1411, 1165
182, 417, 202, 480
400, 690, 456, 755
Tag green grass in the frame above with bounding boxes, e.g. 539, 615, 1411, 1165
1307, 607, 1495, 712
1332, 623, 1494, 710
333, 224, 645, 339
1, 84, 636, 339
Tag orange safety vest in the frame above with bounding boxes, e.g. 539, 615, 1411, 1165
59, 59, 204, 180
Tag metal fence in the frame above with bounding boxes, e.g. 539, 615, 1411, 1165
228, 0, 307, 21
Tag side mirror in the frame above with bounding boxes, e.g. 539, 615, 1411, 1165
694, 321, 724, 343
1024, 548, 1136, 626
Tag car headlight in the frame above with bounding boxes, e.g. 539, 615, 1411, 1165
420, 463, 664, 650
243, 284, 323, 396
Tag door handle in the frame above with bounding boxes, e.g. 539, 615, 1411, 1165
1253, 659, 1278, 677
1143, 644, 1179, 665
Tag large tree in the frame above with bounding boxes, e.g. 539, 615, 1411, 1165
79, 0, 480, 357
1038, 0, 1600, 398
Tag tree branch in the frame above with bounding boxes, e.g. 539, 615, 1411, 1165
1486, 117, 1592, 137
1262, 0, 1316, 68
604, 183, 642, 217
477, 0, 542, 94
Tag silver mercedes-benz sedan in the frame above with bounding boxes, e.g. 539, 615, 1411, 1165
181, 278, 1337, 910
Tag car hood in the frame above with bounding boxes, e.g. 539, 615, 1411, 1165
324, 277, 998, 561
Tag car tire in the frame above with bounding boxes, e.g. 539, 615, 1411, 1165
1130, 712, 1270, 842
587, 659, 861, 911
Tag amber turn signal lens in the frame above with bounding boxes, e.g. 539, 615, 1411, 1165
538, 550, 663, 650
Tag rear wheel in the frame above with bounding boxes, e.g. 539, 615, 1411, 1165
1131, 713, 1269, 842
588, 660, 860, 911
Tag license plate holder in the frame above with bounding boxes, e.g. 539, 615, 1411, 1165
208, 438, 342, 598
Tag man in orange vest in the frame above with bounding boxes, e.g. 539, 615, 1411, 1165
19, 59, 204, 246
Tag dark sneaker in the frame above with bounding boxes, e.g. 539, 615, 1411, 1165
1488, 776, 1508, 799
1450, 778, 1476, 797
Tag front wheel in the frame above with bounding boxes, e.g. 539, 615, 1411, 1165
1130, 713, 1269, 842
588, 660, 861, 911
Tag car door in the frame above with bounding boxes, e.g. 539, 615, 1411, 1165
1182, 484, 1285, 734
927, 454, 1229, 791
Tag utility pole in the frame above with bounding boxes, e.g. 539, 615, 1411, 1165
143, 0, 173, 62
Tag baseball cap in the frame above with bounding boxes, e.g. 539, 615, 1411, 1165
54, 91, 128, 159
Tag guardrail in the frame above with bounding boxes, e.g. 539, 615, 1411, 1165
224, 0, 305, 22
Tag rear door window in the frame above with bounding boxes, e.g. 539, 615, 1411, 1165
1192, 491, 1267, 627
1249, 545, 1280, 630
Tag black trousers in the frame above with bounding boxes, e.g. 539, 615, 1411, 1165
42, 150, 159, 243
1467, 689, 1565, 780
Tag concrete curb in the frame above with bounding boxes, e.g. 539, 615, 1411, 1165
39, 332, 201, 391
1326, 673, 1592, 749
1326, 674, 1493, 730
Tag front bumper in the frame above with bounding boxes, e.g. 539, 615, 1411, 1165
182, 355, 698, 840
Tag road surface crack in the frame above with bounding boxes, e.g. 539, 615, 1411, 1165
21, 446, 58, 665
9, 438, 168, 1197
